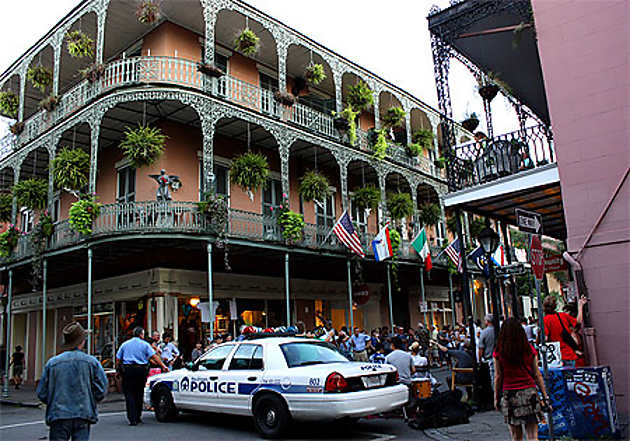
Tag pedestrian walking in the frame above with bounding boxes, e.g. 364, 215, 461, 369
350, 327, 371, 361
478, 314, 496, 387
37, 322, 108, 441
494, 317, 550, 441
541, 295, 587, 367
10, 345, 24, 389
116, 327, 168, 426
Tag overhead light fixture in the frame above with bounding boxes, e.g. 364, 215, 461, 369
189, 297, 200, 308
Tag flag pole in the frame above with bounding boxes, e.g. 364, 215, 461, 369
346, 259, 354, 330
321, 212, 344, 245
387, 263, 394, 330
420, 266, 428, 326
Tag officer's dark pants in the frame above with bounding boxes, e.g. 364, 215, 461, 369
121, 364, 148, 424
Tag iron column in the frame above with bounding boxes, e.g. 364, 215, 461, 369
207, 243, 214, 340
41, 259, 47, 371
387, 264, 394, 330
87, 248, 93, 354
3, 270, 12, 398
420, 267, 428, 326
448, 272, 456, 325
284, 253, 290, 327
347, 259, 353, 330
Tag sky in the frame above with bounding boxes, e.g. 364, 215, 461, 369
0, 0, 519, 137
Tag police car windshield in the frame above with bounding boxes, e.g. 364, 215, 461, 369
280, 342, 348, 368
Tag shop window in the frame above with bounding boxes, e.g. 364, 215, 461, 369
260, 72, 278, 92
20, 208, 34, 233
116, 167, 136, 203
199, 344, 235, 370
228, 344, 263, 370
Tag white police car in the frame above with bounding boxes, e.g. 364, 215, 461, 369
145, 337, 408, 437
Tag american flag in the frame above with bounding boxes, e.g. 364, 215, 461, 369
441, 237, 463, 272
332, 211, 365, 258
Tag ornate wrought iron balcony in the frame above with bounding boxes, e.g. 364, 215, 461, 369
446, 124, 554, 192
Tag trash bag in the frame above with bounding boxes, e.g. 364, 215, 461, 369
408, 389, 473, 430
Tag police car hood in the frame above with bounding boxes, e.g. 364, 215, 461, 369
291, 361, 396, 378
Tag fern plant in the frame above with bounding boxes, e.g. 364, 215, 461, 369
382, 107, 406, 128
0, 193, 13, 223
27, 66, 52, 94
347, 81, 373, 112
370, 129, 389, 161
69, 196, 101, 235
65, 30, 94, 58
412, 129, 434, 152
230, 152, 269, 194
299, 171, 331, 203
387, 192, 414, 221
407, 143, 421, 157
234, 29, 260, 57
352, 185, 380, 211
119, 124, 167, 168
278, 210, 305, 243
0, 91, 18, 118
305, 63, 326, 85
52, 147, 90, 192
419, 203, 441, 227
333, 105, 360, 147
13, 178, 48, 211
0, 225, 21, 259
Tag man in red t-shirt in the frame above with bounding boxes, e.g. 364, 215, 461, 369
541, 296, 587, 367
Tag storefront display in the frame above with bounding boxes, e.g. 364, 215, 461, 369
74, 303, 114, 367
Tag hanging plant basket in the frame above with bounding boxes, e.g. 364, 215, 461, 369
369, 128, 389, 161
278, 210, 305, 244
13, 178, 48, 211
230, 152, 270, 195
0, 91, 18, 118
478, 84, 499, 102
274, 90, 297, 107
196, 62, 225, 78
461, 113, 480, 132
333, 105, 359, 146
198, 191, 228, 231
27, 66, 52, 94
119, 124, 167, 168
412, 129, 434, 152
469, 217, 486, 240
298, 171, 331, 203
0, 193, 13, 223
387, 192, 414, 221
381, 107, 406, 128
9, 122, 24, 136
39, 95, 59, 112
69, 195, 101, 235
52, 147, 90, 192
305, 63, 326, 86
234, 28, 260, 57
79, 63, 106, 83
0, 225, 21, 259
29, 211, 54, 287
352, 185, 380, 211
347, 81, 373, 112
419, 203, 441, 227
65, 30, 94, 59
137, 0, 160, 24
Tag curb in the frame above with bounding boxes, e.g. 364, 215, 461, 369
0, 399, 41, 408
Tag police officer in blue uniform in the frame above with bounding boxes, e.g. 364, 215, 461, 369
116, 327, 168, 425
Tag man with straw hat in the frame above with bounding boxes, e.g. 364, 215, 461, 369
37, 321, 107, 441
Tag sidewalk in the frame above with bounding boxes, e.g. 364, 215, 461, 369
0, 384, 124, 407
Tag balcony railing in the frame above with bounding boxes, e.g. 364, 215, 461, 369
447, 124, 555, 191
7, 56, 438, 177
5, 201, 436, 264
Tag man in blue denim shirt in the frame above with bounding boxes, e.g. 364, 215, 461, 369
37, 322, 108, 441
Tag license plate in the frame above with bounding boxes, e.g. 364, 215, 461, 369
361, 375, 385, 389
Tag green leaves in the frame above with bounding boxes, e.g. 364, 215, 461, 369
13, 178, 48, 211
198, 191, 228, 234
119, 124, 167, 168
278, 210, 305, 243
387, 192, 414, 221
52, 147, 90, 192
69, 196, 101, 235
418, 203, 441, 227
0, 92, 18, 118
65, 30, 94, 58
299, 171, 331, 203
0, 193, 12, 223
230, 152, 270, 193
0, 225, 21, 259
370, 128, 389, 161
412, 129, 434, 152
27, 66, 52, 94
381, 107, 406, 128
234, 28, 260, 57
352, 185, 381, 211
305, 63, 326, 85
347, 81, 373, 112
136, 0, 160, 24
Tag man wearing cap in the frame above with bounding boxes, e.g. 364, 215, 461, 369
37, 322, 107, 441
116, 327, 168, 426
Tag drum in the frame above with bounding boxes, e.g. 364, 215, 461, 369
410, 378, 431, 399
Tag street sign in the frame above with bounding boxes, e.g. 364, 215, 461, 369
419, 301, 428, 313
544, 251, 567, 272
530, 235, 545, 280
495, 263, 526, 276
516, 208, 543, 234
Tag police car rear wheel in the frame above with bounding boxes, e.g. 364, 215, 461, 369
253, 395, 290, 438
154, 389, 177, 422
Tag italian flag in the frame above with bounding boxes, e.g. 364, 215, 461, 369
411, 228, 433, 271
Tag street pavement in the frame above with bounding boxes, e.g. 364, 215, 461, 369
1, 398, 511, 441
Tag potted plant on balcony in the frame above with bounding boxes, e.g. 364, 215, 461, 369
478, 83, 499, 102
0, 225, 21, 259
52, 147, 90, 193
298, 171, 331, 204
469, 217, 486, 241
234, 28, 260, 57
352, 185, 380, 215
406, 142, 421, 158
137, 0, 160, 24
278, 209, 305, 244
381, 107, 406, 128
347, 80, 373, 112
305, 63, 326, 86
332, 105, 359, 146
12, 178, 48, 211
27, 66, 52, 94
388, 227, 402, 291
387, 192, 414, 222
39, 95, 59, 113
0, 193, 12, 223
29, 210, 54, 287
230, 152, 269, 201
368, 128, 388, 161
65, 30, 94, 59
418, 203, 441, 227
434, 156, 447, 169
197, 190, 230, 270
119, 124, 167, 168
69, 195, 101, 235
0, 91, 18, 118
79, 63, 106, 83
9, 122, 24, 136
412, 129, 434, 152
196, 62, 225, 79
461, 112, 480, 132
274, 90, 297, 107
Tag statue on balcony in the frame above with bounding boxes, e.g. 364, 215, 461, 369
150, 169, 181, 201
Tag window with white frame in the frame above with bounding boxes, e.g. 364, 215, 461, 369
50, 193, 61, 223
262, 178, 283, 217
20, 208, 34, 233
315, 192, 336, 230
350, 197, 367, 235
116, 167, 136, 203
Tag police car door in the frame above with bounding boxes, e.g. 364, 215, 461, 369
221, 343, 264, 415
183, 344, 235, 411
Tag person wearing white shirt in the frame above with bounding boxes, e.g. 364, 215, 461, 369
160, 333, 180, 367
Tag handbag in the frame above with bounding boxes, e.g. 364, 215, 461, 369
556, 313, 580, 352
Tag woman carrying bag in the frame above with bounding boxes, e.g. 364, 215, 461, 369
494, 318, 551, 441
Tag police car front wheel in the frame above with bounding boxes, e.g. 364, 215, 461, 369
253, 394, 290, 438
154, 389, 178, 422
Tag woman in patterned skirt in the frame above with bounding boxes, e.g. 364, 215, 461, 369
494, 318, 551, 441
